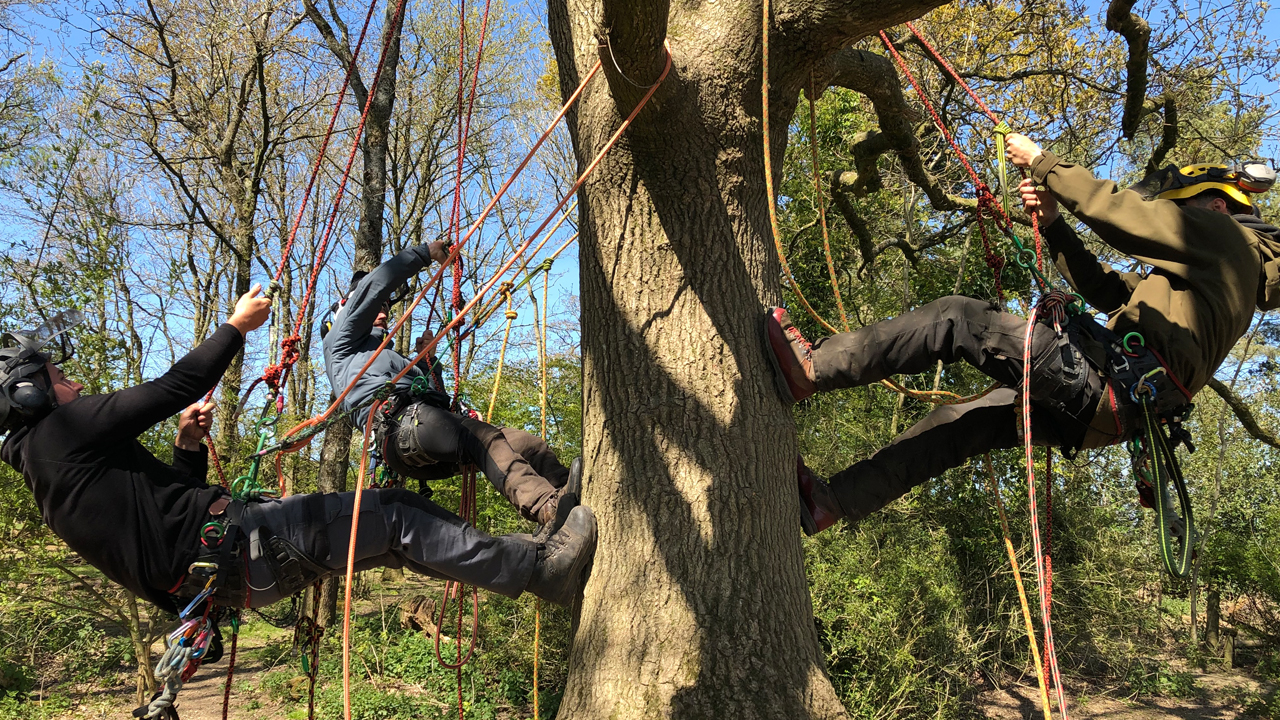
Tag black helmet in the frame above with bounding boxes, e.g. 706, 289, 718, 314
0, 310, 85, 432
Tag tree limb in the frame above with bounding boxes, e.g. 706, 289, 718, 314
304, 0, 368, 110
1207, 377, 1280, 450
1146, 95, 1178, 172
1105, 0, 1153, 140
821, 48, 987, 217
600, 0, 670, 99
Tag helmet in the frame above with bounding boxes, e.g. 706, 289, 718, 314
0, 310, 85, 432
1156, 162, 1273, 208
317, 270, 413, 341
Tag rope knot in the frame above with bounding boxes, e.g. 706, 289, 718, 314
261, 335, 303, 397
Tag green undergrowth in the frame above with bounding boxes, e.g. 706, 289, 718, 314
251, 578, 571, 720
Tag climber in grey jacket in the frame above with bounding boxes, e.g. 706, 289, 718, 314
321, 242, 581, 537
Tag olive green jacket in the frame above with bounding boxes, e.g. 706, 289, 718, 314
1030, 150, 1266, 398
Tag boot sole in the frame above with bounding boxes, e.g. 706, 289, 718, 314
762, 311, 799, 404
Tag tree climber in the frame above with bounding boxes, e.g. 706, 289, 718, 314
766, 133, 1280, 535
320, 241, 583, 540
0, 286, 597, 619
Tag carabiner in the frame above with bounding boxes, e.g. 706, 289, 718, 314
1122, 331, 1146, 355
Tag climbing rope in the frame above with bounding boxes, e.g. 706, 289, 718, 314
468, 232, 578, 333
876, 29, 1063, 299
220, 610, 239, 720
252, 0, 413, 414
1021, 305, 1069, 718
982, 454, 1053, 720
764, 5, 999, 405
335, 45, 672, 720
275, 60, 604, 455
806, 73, 850, 332
762, 0, 838, 335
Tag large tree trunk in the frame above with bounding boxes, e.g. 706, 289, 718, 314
548, 1, 942, 717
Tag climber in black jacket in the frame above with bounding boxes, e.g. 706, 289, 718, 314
0, 286, 595, 615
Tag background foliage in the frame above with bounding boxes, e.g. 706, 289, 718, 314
0, 0, 1278, 716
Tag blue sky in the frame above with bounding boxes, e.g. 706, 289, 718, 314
11, 0, 1279, 355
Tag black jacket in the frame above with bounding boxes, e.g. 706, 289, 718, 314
1, 324, 243, 612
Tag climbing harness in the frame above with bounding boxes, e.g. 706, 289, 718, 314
137, 498, 246, 719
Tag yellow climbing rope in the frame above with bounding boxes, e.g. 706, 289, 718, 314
763, 5, 997, 407
983, 453, 1053, 720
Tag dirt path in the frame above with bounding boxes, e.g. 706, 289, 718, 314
51, 624, 295, 720
980, 669, 1275, 720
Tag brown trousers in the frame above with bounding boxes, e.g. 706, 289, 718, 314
384, 402, 569, 522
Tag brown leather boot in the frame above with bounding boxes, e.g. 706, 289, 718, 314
534, 457, 582, 542
764, 307, 817, 403
798, 456, 844, 535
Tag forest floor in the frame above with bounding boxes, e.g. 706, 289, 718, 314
46, 651, 1279, 720
34, 580, 1280, 720
979, 665, 1277, 720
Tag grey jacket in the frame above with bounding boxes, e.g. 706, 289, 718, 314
322, 244, 438, 428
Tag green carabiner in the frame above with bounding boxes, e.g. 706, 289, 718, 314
1123, 332, 1146, 355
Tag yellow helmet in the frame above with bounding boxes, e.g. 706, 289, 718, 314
1156, 163, 1260, 208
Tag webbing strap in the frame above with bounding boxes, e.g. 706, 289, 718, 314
1136, 397, 1196, 577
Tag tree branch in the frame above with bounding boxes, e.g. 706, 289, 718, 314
304, 0, 368, 110
599, 0, 670, 98
1105, 0, 1153, 140
1207, 378, 1280, 450
821, 48, 978, 214
1145, 95, 1178, 172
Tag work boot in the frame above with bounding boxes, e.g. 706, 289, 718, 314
534, 457, 582, 543
764, 307, 817, 403
798, 456, 844, 535
526, 505, 598, 607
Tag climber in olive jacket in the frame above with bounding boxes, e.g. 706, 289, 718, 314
767, 133, 1279, 534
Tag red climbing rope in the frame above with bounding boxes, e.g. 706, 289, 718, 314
1043, 448, 1055, 692
277, 61, 604, 452
903, 22, 1000, 126
1022, 307, 1069, 718
220, 610, 239, 720
254, 0, 412, 409
271, 0, 381, 285
335, 45, 672, 720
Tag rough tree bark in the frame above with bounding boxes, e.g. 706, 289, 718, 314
547, 1, 945, 716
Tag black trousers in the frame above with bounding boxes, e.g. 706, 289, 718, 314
810, 296, 1104, 522
385, 403, 569, 522
240, 488, 536, 608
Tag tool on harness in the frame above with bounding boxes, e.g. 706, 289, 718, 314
1128, 387, 1197, 578
137, 501, 247, 720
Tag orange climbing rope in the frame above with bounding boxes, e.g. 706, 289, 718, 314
763, 4, 998, 406
335, 45, 672, 720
